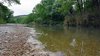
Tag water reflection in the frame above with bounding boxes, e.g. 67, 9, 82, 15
34, 25, 100, 56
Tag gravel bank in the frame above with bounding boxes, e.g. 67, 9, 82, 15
0, 24, 64, 56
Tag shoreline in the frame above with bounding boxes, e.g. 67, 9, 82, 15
0, 24, 64, 56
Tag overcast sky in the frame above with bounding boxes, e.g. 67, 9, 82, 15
2, 0, 41, 16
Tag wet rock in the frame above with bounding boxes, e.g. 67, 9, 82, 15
70, 38, 77, 47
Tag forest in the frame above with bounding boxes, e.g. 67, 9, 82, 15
0, 0, 100, 27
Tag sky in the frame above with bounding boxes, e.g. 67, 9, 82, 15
1, 0, 41, 16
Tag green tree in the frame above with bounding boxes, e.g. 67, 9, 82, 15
0, 3, 13, 23
22, 0, 100, 27
0, 0, 20, 23
1, 0, 20, 5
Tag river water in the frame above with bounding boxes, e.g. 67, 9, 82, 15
33, 25, 100, 56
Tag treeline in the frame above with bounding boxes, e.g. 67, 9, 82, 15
10, 15, 28, 23
19, 0, 100, 27
1, 0, 100, 27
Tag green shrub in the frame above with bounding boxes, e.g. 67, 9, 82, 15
0, 18, 6, 24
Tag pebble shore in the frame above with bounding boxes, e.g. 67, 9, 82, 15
0, 24, 64, 56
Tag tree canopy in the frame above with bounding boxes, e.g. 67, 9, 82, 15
0, 0, 20, 23
21, 0, 99, 26
1, 0, 100, 27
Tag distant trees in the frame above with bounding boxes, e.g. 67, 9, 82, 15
11, 0, 100, 27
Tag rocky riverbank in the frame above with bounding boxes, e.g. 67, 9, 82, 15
0, 24, 64, 56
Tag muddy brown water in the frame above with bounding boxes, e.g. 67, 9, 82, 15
34, 25, 100, 56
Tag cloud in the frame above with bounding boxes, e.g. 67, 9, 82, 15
8, 0, 41, 16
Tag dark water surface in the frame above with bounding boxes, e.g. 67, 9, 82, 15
34, 25, 100, 56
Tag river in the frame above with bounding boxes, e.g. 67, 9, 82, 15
32, 25, 100, 56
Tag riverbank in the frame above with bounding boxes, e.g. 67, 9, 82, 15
0, 24, 64, 56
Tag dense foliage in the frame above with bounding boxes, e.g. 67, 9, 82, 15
0, 0, 20, 23
18, 0, 100, 27
1, 0, 100, 27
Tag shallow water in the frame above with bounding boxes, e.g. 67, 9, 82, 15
34, 25, 100, 56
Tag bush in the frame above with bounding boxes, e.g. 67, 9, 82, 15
0, 18, 6, 24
